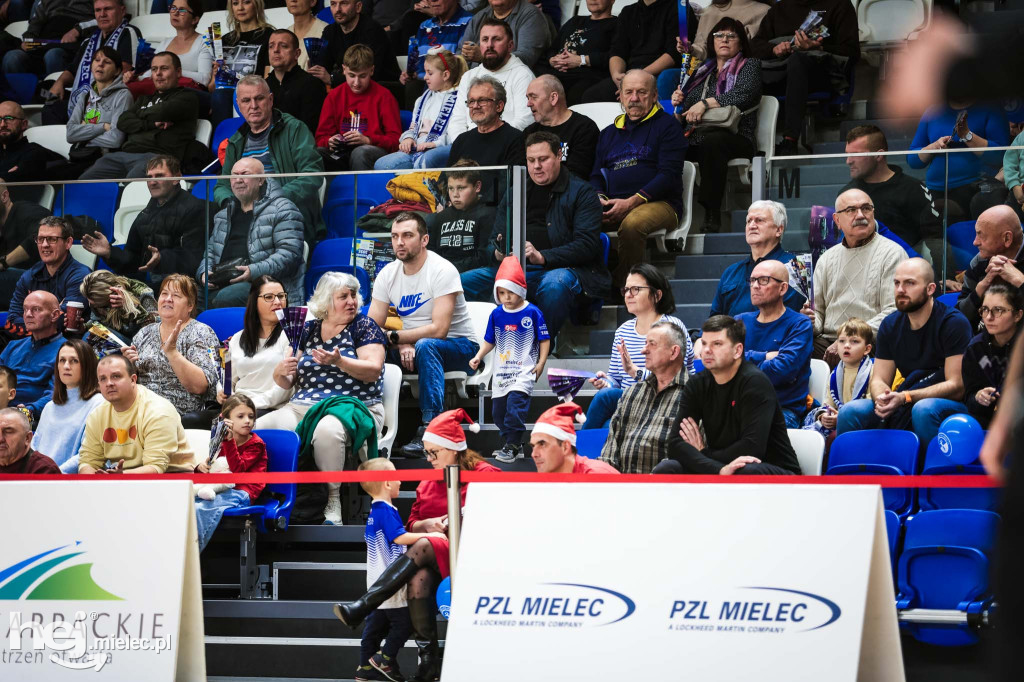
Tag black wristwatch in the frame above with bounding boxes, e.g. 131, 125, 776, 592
634, 369, 644, 382
389, 330, 400, 345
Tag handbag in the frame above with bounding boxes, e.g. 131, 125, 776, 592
693, 77, 758, 135
208, 258, 247, 288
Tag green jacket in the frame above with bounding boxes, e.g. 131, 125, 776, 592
295, 396, 379, 465
216, 109, 325, 244
117, 86, 199, 159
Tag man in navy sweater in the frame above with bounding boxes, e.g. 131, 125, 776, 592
735, 260, 813, 427
590, 69, 686, 295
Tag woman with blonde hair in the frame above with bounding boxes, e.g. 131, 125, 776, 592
80, 271, 159, 344
210, 0, 275, 125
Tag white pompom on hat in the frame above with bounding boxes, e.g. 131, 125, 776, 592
532, 402, 585, 446
423, 408, 480, 451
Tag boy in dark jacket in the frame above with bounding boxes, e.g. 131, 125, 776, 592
426, 160, 495, 272
80, 52, 198, 179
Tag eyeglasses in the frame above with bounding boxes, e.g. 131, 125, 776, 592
979, 306, 1011, 318
835, 203, 875, 216
620, 285, 652, 297
168, 6, 193, 14
34, 236, 64, 245
259, 293, 288, 303
466, 97, 496, 107
748, 275, 786, 287
713, 32, 739, 41
0, 115, 23, 123
424, 448, 444, 461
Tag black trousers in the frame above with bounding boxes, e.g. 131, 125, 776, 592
652, 445, 795, 476
361, 606, 414, 665
763, 51, 832, 141
687, 131, 755, 212
580, 76, 620, 104
535, 64, 607, 106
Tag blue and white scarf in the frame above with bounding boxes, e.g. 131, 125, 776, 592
74, 19, 130, 91
829, 355, 873, 409
411, 90, 457, 144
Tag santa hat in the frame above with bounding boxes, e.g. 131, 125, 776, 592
423, 408, 480, 451
532, 402, 586, 446
493, 255, 527, 305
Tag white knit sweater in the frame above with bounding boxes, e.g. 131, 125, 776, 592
813, 232, 906, 339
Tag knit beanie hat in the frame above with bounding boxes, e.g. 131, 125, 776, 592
493, 255, 527, 305
423, 408, 480, 451
532, 402, 586, 446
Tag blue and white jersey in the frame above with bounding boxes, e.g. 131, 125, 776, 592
365, 500, 408, 609
484, 302, 549, 398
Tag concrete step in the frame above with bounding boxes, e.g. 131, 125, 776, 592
670, 278, 721, 303
770, 183, 845, 207
730, 208, 812, 233
675, 253, 744, 279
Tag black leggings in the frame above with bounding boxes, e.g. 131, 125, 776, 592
763, 51, 832, 141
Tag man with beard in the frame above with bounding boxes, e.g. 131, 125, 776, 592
803, 188, 905, 366
448, 18, 535, 138
313, 0, 400, 89
460, 0, 553, 69
837, 258, 972, 449
0, 101, 62, 184
369, 212, 479, 457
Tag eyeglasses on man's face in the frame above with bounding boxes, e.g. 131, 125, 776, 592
0, 115, 24, 124
35, 236, 65, 245
259, 293, 288, 303
466, 97, 496, 108
748, 275, 785, 287
835, 203, 875, 217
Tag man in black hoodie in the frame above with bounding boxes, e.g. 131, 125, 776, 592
841, 125, 944, 259
80, 52, 197, 180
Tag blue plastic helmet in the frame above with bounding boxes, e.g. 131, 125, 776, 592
937, 414, 985, 466
436, 576, 451, 620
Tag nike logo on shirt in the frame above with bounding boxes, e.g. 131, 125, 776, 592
396, 293, 431, 316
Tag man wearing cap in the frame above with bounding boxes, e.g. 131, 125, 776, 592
530, 402, 619, 474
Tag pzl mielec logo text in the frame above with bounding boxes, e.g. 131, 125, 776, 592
472, 583, 635, 629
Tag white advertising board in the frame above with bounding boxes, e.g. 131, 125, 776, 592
443, 483, 902, 682
0, 481, 205, 681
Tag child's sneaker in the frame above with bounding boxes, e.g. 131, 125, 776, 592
369, 652, 406, 682
494, 442, 522, 464
355, 664, 387, 681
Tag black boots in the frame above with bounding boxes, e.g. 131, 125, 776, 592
408, 597, 441, 682
333, 555, 419, 628
399, 425, 426, 458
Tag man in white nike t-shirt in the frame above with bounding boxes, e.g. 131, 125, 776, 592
370, 211, 480, 457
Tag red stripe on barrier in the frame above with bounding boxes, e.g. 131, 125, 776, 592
0, 471, 999, 487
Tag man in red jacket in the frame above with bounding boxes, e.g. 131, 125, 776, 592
314, 44, 402, 171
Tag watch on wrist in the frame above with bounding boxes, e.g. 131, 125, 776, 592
634, 369, 644, 382
389, 330, 400, 345
963, 131, 973, 142
580, 54, 587, 67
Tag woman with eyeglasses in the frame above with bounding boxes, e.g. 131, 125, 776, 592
217, 276, 293, 416
257, 272, 387, 525
130, 0, 214, 100
670, 16, 762, 233
962, 284, 1024, 428
584, 263, 694, 429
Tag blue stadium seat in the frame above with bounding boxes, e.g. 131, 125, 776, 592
305, 237, 372, 295
885, 509, 900, 580
323, 173, 394, 239
5, 73, 37, 104
826, 430, 919, 518
55, 183, 119, 240
947, 221, 979, 271
575, 428, 607, 459
936, 292, 959, 307
316, 6, 333, 21
197, 307, 245, 342
222, 429, 300, 532
896, 509, 999, 646
917, 436, 1000, 512
212, 116, 245, 152
692, 359, 704, 373
400, 110, 413, 130
191, 178, 218, 201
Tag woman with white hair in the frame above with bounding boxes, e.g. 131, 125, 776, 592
256, 271, 387, 524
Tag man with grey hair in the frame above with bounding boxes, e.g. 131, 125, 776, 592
447, 75, 526, 202
216, 75, 325, 245
600, 319, 689, 473
709, 200, 806, 318
199, 157, 305, 308
802, 187, 905, 364
0, 407, 59, 474
523, 74, 598, 179
448, 18, 536, 138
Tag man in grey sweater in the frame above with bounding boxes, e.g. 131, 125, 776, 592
460, 0, 554, 69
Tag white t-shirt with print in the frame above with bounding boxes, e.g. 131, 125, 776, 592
372, 251, 476, 340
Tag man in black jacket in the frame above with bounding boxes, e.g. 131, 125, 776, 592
841, 125, 944, 259
0, 101, 62, 184
265, 29, 326, 136
460, 130, 611, 337
653, 315, 801, 476
957, 205, 1024, 328
80, 52, 198, 180
311, 0, 400, 89
80, 155, 210, 286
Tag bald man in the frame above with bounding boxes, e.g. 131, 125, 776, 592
523, 75, 599, 179
0, 101, 61, 184
0, 290, 63, 421
803, 188, 906, 365
735, 260, 814, 427
838, 258, 973, 447
591, 69, 687, 293
958, 204, 1024, 326
198, 157, 305, 308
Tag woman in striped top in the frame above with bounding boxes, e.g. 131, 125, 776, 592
583, 264, 695, 428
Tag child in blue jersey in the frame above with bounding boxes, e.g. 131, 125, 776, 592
344, 458, 445, 682
469, 256, 550, 463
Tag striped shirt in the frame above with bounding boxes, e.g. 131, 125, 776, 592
606, 315, 695, 388
600, 367, 688, 474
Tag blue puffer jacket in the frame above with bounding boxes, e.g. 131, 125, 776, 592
198, 179, 306, 303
